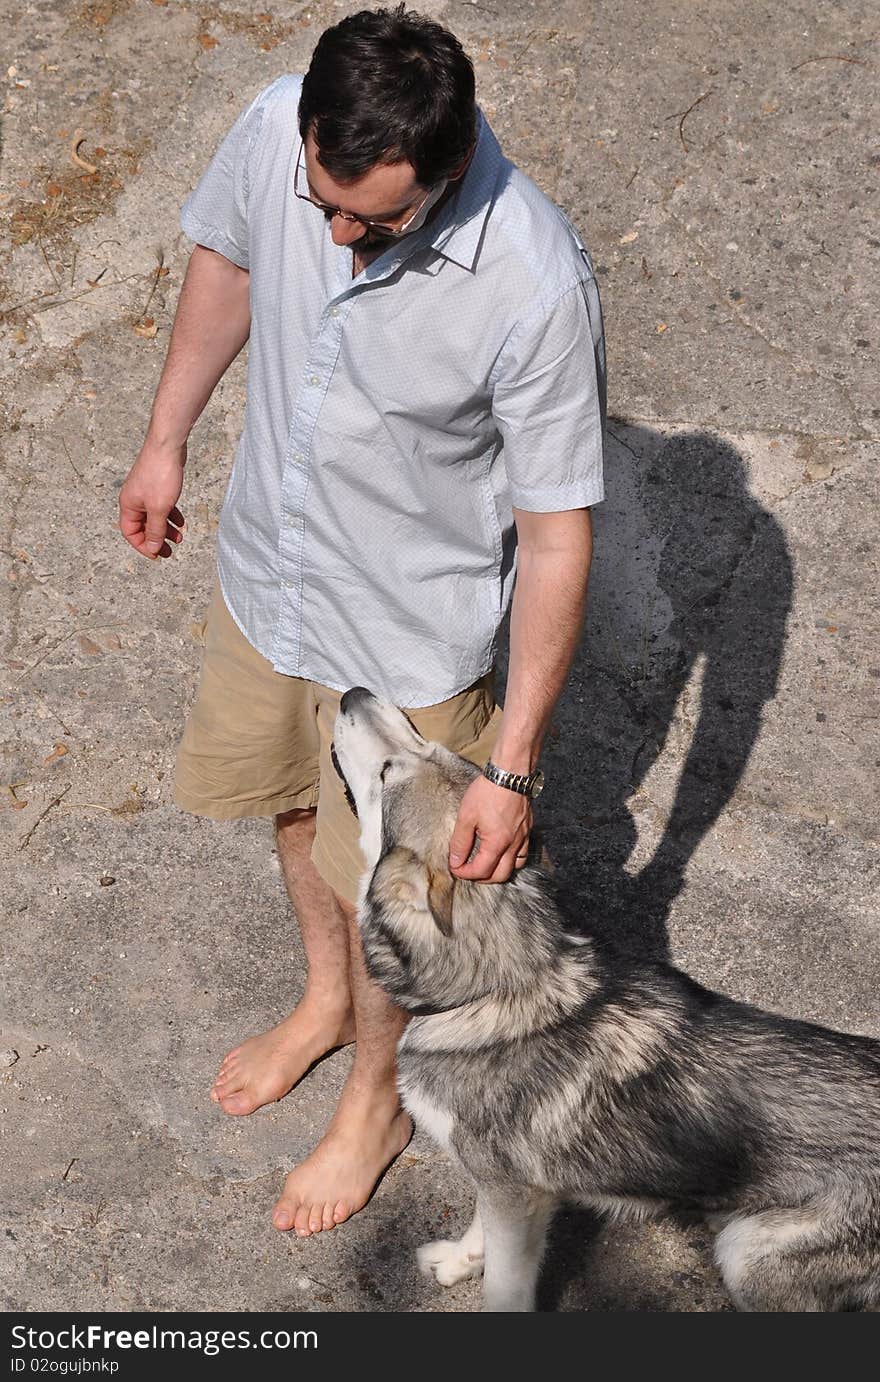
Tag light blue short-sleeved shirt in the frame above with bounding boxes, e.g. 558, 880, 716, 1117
180, 73, 606, 707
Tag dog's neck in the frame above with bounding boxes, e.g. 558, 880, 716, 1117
403, 892, 599, 1050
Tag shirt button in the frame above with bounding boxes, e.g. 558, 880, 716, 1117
293, 452, 304, 464
283, 512, 299, 527
329, 306, 340, 318
283, 580, 295, 589
309, 374, 320, 386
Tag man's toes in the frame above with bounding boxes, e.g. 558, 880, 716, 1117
215, 1055, 243, 1084
308, 1205, 324, 1234
272, 1197, 296, 1232
322, 1203, 337, 1231
218, 1091, 255, 1116
294, 1203, 313, 1237
332, 1199, 351, 1225
214, 1056, 236, 1082
213, 1071, 244, 1097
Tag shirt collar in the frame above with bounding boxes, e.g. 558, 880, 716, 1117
423, 105, 505, 273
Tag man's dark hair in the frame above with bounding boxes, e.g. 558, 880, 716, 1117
298, 3, 476, 187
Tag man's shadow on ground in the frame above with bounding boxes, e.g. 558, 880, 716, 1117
502, 421, 792, 1311
519, 420, 794, 964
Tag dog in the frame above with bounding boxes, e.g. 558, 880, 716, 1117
331, 686, 880, 1312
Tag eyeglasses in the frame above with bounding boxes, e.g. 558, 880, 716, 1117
293, 140, 447, 238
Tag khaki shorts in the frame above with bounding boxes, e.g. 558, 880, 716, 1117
173, 584, 504, 906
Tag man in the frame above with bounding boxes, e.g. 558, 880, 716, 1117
118, 5, 605, 1240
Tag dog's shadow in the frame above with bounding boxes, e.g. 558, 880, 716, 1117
511, 422, 793, 962
535, 1203, 733, 1312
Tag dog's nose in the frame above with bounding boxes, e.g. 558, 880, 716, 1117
340, 686, 375, 714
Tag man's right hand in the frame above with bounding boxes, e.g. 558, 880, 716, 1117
119, 441, 187, 560
117, 245, 252, 562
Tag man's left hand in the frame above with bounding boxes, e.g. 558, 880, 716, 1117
448, 774, 532, 883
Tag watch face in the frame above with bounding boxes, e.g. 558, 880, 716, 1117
531, 770, 545, 797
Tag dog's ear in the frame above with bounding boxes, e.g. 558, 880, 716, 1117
375, 845, 455, 937
426, 864, 455, 937
376, 846, 425, 906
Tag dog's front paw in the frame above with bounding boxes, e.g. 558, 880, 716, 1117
417, 1238, 485, 1287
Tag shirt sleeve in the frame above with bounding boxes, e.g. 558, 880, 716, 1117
490, 276, 607, 511
179, 82, 277, 269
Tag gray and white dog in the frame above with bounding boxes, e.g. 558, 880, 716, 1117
332, 687, 880, 1312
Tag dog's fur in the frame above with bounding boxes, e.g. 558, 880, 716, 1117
332, 687, 880, 1312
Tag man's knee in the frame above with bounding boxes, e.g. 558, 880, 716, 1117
276, 805, 318, 830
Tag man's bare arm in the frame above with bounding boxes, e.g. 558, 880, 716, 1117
118, 245, 251, 560
492, 506, 594, 772
448, 507, 593, 881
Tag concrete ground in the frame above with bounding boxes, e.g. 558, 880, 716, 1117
1, 0, 877, 1312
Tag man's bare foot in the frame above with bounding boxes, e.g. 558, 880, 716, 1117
211, 1001, 355, 1116
272, 1085, 413, 1235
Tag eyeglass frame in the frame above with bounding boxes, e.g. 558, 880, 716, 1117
293, 139, 447, 237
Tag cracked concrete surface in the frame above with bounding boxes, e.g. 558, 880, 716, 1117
1, 1, 878, 1312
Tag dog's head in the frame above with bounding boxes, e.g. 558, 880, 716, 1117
332, 687, 555, 1011
332, 687, 479, 935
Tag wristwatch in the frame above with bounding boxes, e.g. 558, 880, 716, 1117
482, 759, 545, 798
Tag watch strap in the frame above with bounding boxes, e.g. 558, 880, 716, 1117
482, 759, 543, 798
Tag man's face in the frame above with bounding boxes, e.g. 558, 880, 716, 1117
303, 130, 433, 252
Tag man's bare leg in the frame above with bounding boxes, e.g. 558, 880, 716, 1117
271, 894, 413, 1236
211, 807, 355, 1115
